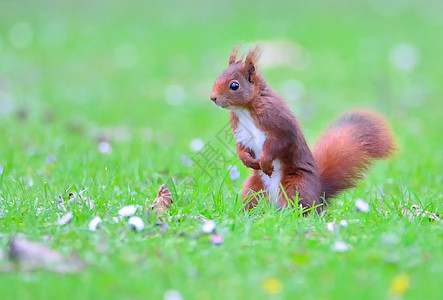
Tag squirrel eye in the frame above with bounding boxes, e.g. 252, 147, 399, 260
229, 82, 239, 91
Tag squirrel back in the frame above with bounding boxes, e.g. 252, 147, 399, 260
313, 110, 396, 201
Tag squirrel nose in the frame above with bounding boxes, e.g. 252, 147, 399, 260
210, 95, 217, 102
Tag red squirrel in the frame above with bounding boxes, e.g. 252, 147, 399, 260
210, 47, 396, 212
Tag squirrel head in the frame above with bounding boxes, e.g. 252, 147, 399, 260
210, 47, 262, 109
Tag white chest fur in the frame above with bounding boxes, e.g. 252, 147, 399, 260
231, 108, 282, 205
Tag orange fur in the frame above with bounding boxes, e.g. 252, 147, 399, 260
210, 47, 397, 212
313, 110, 396, 201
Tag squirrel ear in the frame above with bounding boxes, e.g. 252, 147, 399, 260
243, 47, 261, 82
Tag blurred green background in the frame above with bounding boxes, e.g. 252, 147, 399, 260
1, 0, 442, 299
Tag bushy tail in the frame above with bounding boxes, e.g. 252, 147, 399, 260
312, 110, 396, 201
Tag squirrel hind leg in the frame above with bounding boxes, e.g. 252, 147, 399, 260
242, 172, 264, 210
279, 175, 324, 214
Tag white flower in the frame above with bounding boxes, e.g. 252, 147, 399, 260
190, 139, 204, 152
332, 241, 350, 252
88, 216, 102, 231
118, 205, 138, 217
339, 220, 348, 227
0, 166, 3, 175
355, 198, 370, 212
202, 220, 216, 233
128, 216, 145, 231
98, 142, 112, 154
57, 211, 73, 225
228, 165, 240, 181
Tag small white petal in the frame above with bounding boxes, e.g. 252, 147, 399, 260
326, 222, 336, 232
112, 216, 121, 223
164, 290, 183, 300
88, 201, 94, 209
229, 165, 240, 181
190, 139, 204, 152
429, 213, 440, 221
118, 205, 138, 217
0, 166, 3, 175
355, 198, 370, 212
181, 155, 192, 167
339, 220, 348, 227
230, 170, 240, 180
128, 216, 145, 231
202, 220, 216, 233
88, 216, 102, 231
332, 241, 350, 252
411, 204, 420, 211
210, 234, 224, 245
57, 211, 73, 225
45, 155, 56, 164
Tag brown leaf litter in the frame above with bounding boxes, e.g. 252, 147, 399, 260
5, 237, 84, 273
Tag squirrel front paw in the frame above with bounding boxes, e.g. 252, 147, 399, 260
239, 152, 261, 170
242, 156, 261, 170
259, 160, 274, 177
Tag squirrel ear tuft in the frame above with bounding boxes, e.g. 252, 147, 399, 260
229, 45, 246, 65
243, 46, 261, 82
229, 46, 239, 65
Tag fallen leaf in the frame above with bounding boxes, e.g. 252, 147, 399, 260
147, 184, 173, 218
8, 238, 84, 273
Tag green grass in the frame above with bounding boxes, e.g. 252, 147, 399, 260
1, 0, 442, 299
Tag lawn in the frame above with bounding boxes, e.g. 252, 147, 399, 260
1, 0, 442, 299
